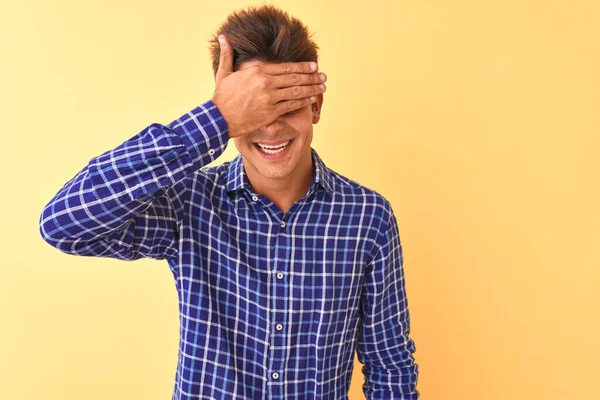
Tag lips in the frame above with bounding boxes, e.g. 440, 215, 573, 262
256, 141, 290, 152
254, 139, 292, 146
253, 139, 294, 158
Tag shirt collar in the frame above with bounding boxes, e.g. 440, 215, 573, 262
225, 148, 334, 195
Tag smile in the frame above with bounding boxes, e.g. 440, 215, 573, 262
255, 140, 290, 154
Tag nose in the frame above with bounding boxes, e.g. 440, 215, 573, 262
260, 119, 284, 136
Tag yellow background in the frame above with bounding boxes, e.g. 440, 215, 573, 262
1, 0, 598, 398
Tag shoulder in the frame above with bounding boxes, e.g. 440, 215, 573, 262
328, 168, 394, 228
196, 161, 231, 187
169, 161, 231, 199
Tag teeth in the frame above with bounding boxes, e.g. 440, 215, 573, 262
257, 141, 290, 149
257, 141, 290, 154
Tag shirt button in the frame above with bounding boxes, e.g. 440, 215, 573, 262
208, 148, 216, 156
276, 324, 283, 331
280, 221, 286, 228
276, 272, 284, 279
272, 372, 280, 379
251, 195, 258, 201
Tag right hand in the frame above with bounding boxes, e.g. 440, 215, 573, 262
210, 34, 327, 139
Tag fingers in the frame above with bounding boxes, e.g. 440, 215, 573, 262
266, 68, 326, 103
215, 34, 233, 82
275, 96, 318, 116
271, 71, 327, 88
262, 61, 318, 75
274, 83, 326, 102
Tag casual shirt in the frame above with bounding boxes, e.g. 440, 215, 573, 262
39, 100, 419, 399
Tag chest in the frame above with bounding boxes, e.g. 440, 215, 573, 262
182, 193, 380, 305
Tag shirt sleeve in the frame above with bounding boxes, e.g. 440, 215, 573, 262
39, 100, 229, 261
356, 203, 420, 399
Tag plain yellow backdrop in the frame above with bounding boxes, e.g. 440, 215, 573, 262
1, 0, 598, 399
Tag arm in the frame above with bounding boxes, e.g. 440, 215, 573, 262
38, 100, 228, 261
357, 203, 420, 399
39, 34, 326, 262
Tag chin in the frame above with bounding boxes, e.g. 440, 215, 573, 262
256, 165, 293, 180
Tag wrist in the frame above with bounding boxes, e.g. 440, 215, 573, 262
210, 95, 236, 139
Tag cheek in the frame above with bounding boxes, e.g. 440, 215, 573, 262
298, 125, 314, 143
288, 117, 314, 141
232, 137, 251, 152
232, 138, 245, 155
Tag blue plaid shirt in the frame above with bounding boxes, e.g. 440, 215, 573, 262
39, 100, 419, 399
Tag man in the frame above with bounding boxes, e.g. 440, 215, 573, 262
39, 5, 419, 400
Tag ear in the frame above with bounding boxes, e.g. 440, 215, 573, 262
312, 93, 324, 124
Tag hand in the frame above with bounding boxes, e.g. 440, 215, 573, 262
211, 34, 327, 139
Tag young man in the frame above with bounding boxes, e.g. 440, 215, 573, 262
39, 5, 419, 400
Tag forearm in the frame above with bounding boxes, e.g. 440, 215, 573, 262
359, 336, 420, 399
39, 100, 228, 255
357, 202, 420, 399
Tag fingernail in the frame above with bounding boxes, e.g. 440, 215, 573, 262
218, 35, 224, 45
320, 73, 326, 81
310, 62, 317, 71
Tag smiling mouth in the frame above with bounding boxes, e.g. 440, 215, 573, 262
254, 140, 293, 154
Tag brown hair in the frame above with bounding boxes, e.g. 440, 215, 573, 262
209, 5, 319, 75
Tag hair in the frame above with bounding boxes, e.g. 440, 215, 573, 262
209, 5, 319, 75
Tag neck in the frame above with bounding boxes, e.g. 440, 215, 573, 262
244, 153, 314, 214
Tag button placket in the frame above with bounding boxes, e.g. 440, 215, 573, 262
270, 213, 289, 390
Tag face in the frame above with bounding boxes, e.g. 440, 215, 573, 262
232, 60, 323, 183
